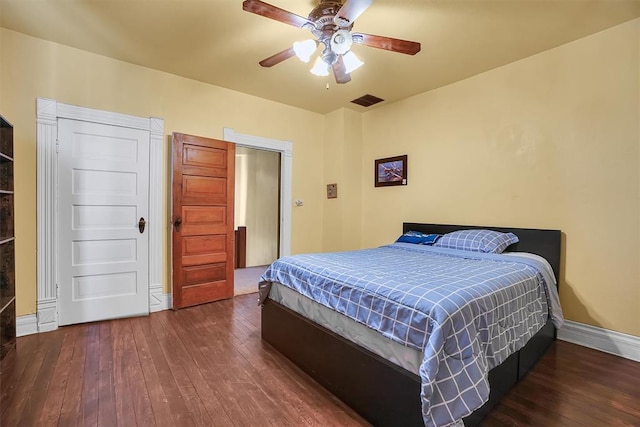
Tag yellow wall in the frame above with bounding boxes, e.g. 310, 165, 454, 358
322, 109, 345, 252
360, 19, 640, 337
0, 28, 326, 316
322, 108, 363, 252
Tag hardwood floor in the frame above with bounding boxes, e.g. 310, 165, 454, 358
483, 340, 640, 426
1, 294, 639, 426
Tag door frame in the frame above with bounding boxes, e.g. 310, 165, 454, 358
223, 128, 292, 258
36, 98, 164, 332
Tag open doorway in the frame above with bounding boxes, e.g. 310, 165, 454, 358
234, 146, 280, 295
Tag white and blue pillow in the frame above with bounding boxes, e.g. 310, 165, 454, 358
396, 231, 442, 245
433, 229, 519, 254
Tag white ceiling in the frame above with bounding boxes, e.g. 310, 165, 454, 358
1, 0, 639, 114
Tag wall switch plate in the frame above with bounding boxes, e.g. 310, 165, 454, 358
327, 183, 337, 199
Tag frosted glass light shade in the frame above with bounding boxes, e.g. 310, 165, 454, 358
343, 51, 364, 73
310, 57, 330, 76
293, 39, 317, 63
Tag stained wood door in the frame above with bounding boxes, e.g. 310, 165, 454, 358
171, 133, 235, 309
58, 118, 150, 325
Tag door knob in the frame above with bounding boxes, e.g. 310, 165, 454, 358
139, 217, 146, 233
174, 216, 182, 232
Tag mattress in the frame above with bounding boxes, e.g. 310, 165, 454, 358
267, 281, 423, 375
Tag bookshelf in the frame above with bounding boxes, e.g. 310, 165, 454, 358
0, 114, 15, 361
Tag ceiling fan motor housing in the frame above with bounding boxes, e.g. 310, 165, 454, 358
308, 1, 344, 23
308, 1, 354, 34
306, 1, 356, 64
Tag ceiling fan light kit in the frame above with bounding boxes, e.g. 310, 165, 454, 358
242, 0, 421, 84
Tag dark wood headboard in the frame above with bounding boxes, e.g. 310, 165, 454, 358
403, 222, 561, 286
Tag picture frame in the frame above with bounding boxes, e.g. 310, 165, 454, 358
374, 155, 407, 187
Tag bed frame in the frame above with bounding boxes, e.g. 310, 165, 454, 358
261, 223, 561, 426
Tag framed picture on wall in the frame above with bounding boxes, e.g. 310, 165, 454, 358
374, 155, 407, 187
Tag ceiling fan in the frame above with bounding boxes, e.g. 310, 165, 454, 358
242, 0, 421, 84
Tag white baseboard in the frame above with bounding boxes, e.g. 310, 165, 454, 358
149, 291, 172, 313
17, 292, 171, 337
558, 320, 640, 362
16, 314, 38, 337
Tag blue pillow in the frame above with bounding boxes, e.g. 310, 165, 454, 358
396, 231, 441, 245
433, 229, 519, 254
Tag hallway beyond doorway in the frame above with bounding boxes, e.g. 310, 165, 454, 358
234, 265, 267, 296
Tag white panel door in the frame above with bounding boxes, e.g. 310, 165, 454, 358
58, 118, 150, 325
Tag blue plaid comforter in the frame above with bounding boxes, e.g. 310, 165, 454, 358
260, 243, 564, 427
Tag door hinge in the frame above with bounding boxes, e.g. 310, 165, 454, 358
55, 139, 60, 153
56, 283, 59, 299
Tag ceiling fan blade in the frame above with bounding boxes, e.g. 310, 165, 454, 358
332, 56, 351, 84
335, 0, 373, 26
243, 0, 311, 28
259, 47, 296, 67
353, 33, 421, 55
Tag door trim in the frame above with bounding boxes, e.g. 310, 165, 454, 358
223, 128, 292, 257
36, 98, 164, 332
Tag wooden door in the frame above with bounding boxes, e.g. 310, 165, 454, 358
171, 133, 235, 309
58, 118, 150, 325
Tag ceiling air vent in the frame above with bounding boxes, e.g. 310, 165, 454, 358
351, 94, 384, 107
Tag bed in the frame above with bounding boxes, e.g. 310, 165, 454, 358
259, 222, 562, 426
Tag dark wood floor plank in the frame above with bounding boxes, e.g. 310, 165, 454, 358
3, 294, 639, 427
147, 312, 214, 426
80, 323, 101, 427
123, 323, 156, 427
110, 320, 139, 425
0, 333, 44, 422
1, 331, 60, 426
192, 300, 360, 426
112, 319, 156, 426
543, 343, 640, 407
484, 341, 640, 425
15, 329, 65, 427
512, 369, 639, 425
36, 326, 80, 426
175, 305, 282, 427
0, 332, 39, 394
149, 311, 235, 426
57, 325, 89, 426
232, 294, 261, 329
97, 322, 117, 427
236, 334, 366, 426
130, 317, 187, 427
132, 316, 196, 427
